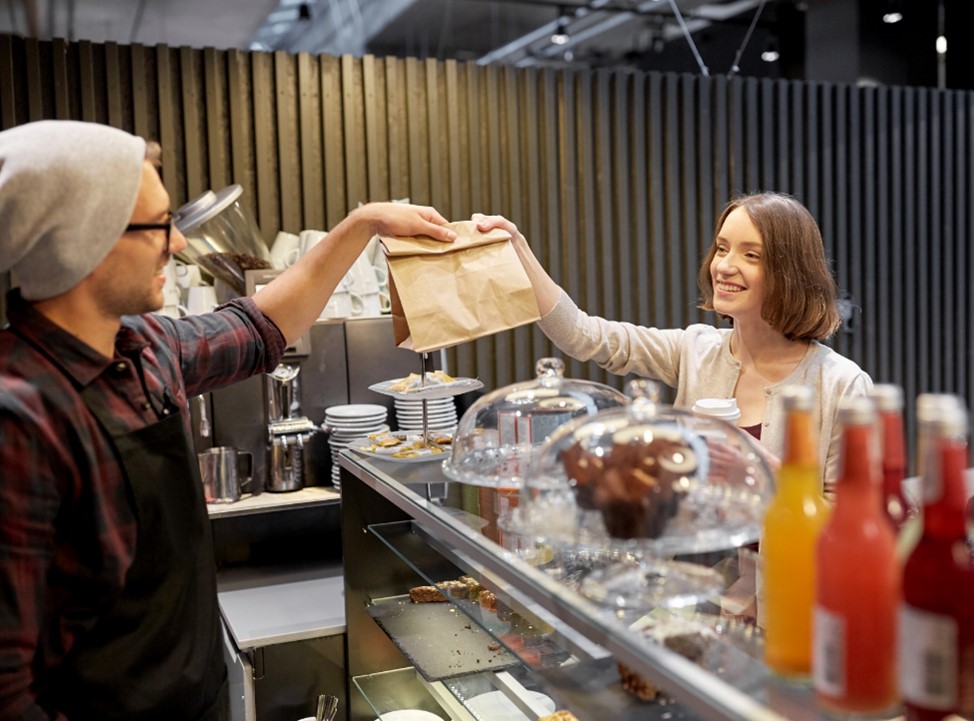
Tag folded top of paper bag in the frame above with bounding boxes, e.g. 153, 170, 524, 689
381, 220, 511, 257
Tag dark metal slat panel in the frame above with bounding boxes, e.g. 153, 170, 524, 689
250, 51, 277, 241
874, 86, 891, 384
759, 78, 774, 190
647, 73, 666, 331
181, 45, 206, 202
226, 50, 255, 210
362, 54, 383, 203
915, 89, 931, 391
383, 57, 409, 202
275, 51, 300, 233
130, 45, 151, 142
104, 42, 124, 128
744, 78, 760, 197
203, 48, 229, 193
833, 85, 850, 359
156, 47, 180, 195
941, 91, 956, 391
790, 80, 804, 200
25, 38, 44, 120
679, 74, 698, 326
318, 54, 345, 228
576, 70, 599, 380
613, 71, 634, 325
662, 73, 681, 328
805, 82, 820, 219
888, 86, 905, 392
52, 39, 71, 120
559, 71, 584, 380
712, 76, 729, 217
694, 74, 713, 326
425, 58, 445, 208
594, 69, 615, 322
861, 86, 877, 377
342, 55, 367, 209
727, 76, 744, 197
631, 73, 650, 328
78, 41, 99, 122
819, 83, 835, 264
0, 35, 16, 128
775, 79, 789, 192
297, 52, 324, 232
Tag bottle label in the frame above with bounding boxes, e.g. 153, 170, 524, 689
813, 606, 846, 696
899, 604, 958, 709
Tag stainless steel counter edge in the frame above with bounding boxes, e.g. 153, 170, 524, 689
339, 450, 787, 721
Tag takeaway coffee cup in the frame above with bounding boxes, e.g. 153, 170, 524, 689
691, 397, 742, 423
198, 446, 254, 503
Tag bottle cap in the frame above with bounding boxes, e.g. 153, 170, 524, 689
838, 396, 876, 425
869, 384, 903, 412
780, 385, 814, 412
691, 397, 741, 421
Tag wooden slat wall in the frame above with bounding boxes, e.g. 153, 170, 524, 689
2, 34, 973, 449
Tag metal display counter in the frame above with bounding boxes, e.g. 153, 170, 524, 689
339, 452, 863, 721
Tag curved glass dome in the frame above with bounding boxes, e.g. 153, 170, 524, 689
442, 358, 629, 488
506, 384, 775, 558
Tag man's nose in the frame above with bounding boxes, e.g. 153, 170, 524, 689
169, 224, 188, 255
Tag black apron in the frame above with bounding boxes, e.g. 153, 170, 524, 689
45, 385, 228, 720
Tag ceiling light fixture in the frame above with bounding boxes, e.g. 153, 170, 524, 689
761, 39, 779, 63
551, 10, 570, 46
882, 12, 903, 23
936, 35, 947, 55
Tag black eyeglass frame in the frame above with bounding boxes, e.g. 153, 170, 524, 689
125, 212, 173, 253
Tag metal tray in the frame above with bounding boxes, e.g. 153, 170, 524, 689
368, 596, 519, 681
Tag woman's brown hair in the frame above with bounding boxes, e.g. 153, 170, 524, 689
697, 192, 841, 341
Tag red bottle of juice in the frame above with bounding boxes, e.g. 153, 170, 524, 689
900, 397, 974, 721
814, 397, 900, 715
869, 384, 913, 530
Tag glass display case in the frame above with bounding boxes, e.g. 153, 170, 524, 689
339, 451, 851, 721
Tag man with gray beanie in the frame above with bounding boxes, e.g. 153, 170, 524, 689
0, 119, 457, 720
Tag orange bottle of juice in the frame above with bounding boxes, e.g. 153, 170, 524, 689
761, 385, 831, 679
814, 398, 900, 714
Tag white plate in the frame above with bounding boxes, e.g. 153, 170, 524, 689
463, 690, 555, 721
325, 403, 388, 418
374, 710, 444, 721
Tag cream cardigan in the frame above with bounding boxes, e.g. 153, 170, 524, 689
538, 291, 874, 487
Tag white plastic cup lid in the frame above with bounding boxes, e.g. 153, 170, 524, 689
691, 397, 742, 421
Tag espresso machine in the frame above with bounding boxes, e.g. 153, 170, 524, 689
265, 363, 319, 492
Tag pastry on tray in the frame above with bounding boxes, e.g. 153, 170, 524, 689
408, 585, 448, 603
387, 370, 457, 393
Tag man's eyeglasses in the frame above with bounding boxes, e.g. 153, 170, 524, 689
125, 212, 173, 254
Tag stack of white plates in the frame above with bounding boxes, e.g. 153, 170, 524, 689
395, 397, 458, 433
325, 404, 389, 490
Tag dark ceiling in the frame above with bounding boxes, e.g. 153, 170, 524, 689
2, 0, 973, 88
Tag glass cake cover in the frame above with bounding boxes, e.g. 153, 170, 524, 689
441, 358, 629, 488
508, 382, 775, 558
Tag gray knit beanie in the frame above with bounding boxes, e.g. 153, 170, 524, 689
0, 120, 146, 300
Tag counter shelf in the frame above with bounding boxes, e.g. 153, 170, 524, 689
206, 485, 340, 519
340, 452, 848, 721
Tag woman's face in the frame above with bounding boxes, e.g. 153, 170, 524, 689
710, 206, 766, 322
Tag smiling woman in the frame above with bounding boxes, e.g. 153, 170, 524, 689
472, 192, 872, 489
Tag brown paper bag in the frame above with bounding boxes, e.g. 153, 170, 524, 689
380, 220, 541, 352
